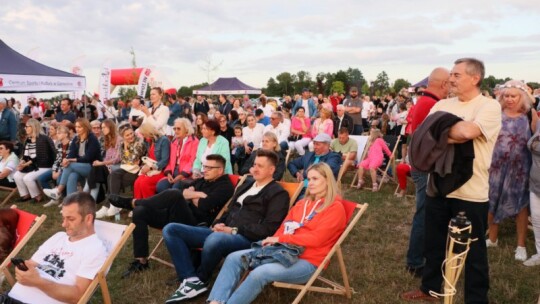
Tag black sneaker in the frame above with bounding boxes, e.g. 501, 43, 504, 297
165, 279, 207, 303
121, 260, 149, 279
107, 194, 134, 210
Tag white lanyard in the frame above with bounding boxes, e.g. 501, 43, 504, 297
301, 199, 322, 224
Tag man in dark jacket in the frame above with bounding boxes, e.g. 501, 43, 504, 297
0, 98, 17, 142
162, 150, 289, 302
108, 154, 235, 279
333, 104, 354, 138
288, 133, 342, 199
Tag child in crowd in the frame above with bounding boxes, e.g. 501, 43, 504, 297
354, 128, 392, 191
230, 126, 245, 171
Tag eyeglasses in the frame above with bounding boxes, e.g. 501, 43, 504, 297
203, 165, 222, 171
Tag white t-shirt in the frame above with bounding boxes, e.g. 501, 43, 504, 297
263, 123, 290, 144
9, 232, 107, 304
242, 123, 265, 149
129, 107, 145, 121
262, 104, 274, 117
236, 181, 269, 205
0, 152, 19, 182
301, 99, 310, 117
361, 101, 374, 119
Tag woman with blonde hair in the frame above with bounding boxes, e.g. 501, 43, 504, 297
132, 122, 170, 199
156, 118, 199, 193
487, 80, 536, 261
13, 118, 56, 202
206, 162, 347, 304
239, 132, 286, 180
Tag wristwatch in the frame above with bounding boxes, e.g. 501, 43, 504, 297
231, 227, 238, 235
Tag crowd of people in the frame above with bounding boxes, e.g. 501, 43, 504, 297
1, 57, 540, 303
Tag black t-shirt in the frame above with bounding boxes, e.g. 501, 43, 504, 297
81, 104, 97, 121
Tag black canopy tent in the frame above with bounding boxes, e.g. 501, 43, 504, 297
0, 39, 85, 93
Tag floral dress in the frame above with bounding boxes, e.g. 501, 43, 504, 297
488, 113, 531, 223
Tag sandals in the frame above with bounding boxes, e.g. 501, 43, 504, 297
372, 183, 379, 192
354, 180, 364, 189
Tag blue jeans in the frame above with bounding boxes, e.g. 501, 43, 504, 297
207, 249, 316, 304
352, 124, 364, 135
162, 223, 251, 283
37, 169, 53, 189
58, 162, 92, 195
406, 170, 428, 268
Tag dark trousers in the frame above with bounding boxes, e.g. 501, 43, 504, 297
352, 124, 364, 135
420, 196, 489, 304
0, 178, 16, 188
108, 168, 138, 195
132, 189, 198, 258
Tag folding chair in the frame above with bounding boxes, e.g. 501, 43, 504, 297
78, 221, 135, 304
273, 200, 369, 303
0, 186, 18, 206
276, 181, 303, 207
148, 174, 246, 268
0, 205, 47, 287
349, 135, 372, 188
377, 135, 401, 190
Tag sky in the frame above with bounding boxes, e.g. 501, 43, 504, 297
2, 0, 539, 95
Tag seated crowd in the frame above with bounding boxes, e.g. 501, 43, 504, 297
2, 67, 540, 304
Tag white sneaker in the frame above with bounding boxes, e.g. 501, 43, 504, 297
43, 199, 59, 208
486, 239, 498, 247
107, 206, 121, 217
515, 246, 527, 261
524, 253, 540, 266
95, 206, 109, 219
43, 188, 61, 200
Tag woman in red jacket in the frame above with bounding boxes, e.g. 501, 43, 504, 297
156, 118, 199, 193
205, 162, 347, 304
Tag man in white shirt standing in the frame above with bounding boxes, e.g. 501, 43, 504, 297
4, 192, 107, 304
263, 111, 290, 151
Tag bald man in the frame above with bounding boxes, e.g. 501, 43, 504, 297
404, 67, 450, 278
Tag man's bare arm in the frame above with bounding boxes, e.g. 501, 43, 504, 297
448, 121, 482, 144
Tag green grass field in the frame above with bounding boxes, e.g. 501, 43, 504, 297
1, 176, 539, 303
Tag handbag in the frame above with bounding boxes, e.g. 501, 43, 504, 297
140, 156, 161, 177
120, 163, 140, 174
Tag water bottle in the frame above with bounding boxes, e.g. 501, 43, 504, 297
449, 212, 471, 254
115, 212, 120, 222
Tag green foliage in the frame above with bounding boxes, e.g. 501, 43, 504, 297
361, 82, 370, 95
176, 82, 209, 97
481, 75, 507, 92
331, 81, 345, 94
293, 71, 314, 94
117, 87, 138, 101
373, 71, 390, 94
527, 82, 540, 90
393, 78, 411, 94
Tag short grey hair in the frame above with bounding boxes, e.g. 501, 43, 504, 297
174, 118, 195, 136
454, 58, 485, 87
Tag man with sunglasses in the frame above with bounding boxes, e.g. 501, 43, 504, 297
107, 154, 234, 279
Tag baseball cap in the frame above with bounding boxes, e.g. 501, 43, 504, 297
313, 133, 332, 143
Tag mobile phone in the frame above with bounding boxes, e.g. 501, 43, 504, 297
11, 258, 28, 271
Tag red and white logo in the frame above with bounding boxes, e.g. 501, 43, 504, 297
0, 77, 3, 87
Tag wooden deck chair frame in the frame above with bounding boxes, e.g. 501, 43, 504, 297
148, 174, 247, 268
272, 201, 369, 304
376, 135, 401, 191
276, 181, 303, 208
78, 222, 135, 304
350, 136, 373, 188
336, 153, 359, 192
0, 186, 18, 206
394, 175, 415, 198
0, 205, 47, 287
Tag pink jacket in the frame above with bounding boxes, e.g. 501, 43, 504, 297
311, 118, 334, 138
163, 135, 199, 177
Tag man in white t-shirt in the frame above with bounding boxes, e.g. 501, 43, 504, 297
4, 192, 107, 304
129, 97, 145, 129
263, 111, 290, 151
